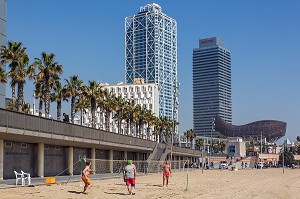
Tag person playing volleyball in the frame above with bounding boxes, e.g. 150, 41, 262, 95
123, 160, 137, 195
82, 161, 96, 194
161, 161, 172, 187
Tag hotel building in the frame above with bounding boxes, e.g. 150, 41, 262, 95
193, 37, 232, 137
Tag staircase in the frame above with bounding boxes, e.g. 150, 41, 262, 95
147, 143, 169, 173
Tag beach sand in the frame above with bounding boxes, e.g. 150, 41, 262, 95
0, 169, 299, 199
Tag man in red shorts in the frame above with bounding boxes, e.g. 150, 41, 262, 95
123, 160, 136, 195
161, 161, 172, 187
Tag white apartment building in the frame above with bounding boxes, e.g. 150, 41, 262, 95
82, 80, 159, 137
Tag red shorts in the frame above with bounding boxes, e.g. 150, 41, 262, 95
125, 178, 136, 187
163, 172, 170, 177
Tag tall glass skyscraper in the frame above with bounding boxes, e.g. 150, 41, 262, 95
193, 37, 232, 137
0, 0, 7, 108
125, 4, 178, 127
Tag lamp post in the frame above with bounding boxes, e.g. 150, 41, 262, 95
32, 93, 36, 115
171, 82, 179, 164
210, 117, 215, 160
282, 139, 285, 174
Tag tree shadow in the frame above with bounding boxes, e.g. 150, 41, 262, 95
68, 190, 83, 194
104, 192, 128, 195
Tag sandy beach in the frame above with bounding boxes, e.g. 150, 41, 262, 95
0, 169, 299, 199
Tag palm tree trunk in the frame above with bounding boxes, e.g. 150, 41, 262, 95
80, 109, 83, 126
118, 111, 122, 134
105, 111, 110, 131
71, 96, 76, 123
91, 98, 96, 128
11, 83, 16, 110
44, 82, 50, 118
17, 82, 24, 112
39, 100, 43, 117
57, 100, 61, 121
126, 118, 130, 135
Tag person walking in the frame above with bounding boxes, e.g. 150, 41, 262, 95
123, 160, 137, 195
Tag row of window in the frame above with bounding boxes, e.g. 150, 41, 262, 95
109, 86, 153, 93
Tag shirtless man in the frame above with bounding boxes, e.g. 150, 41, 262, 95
123, 160, 137, 195
161, 161, 172, 187
82, 161, 96, 194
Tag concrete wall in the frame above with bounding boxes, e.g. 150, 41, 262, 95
3, 141, 37, 179
95, 149, 108, 159
44, 145, 67, 176
73, 147, 90, 175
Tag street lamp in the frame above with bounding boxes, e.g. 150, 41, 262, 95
171, 82, 179, 164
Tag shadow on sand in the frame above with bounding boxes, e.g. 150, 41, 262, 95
104, 192, 128, 195
145, 184, 163, 187
68, 190, 83, 194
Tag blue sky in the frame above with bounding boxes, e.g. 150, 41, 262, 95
5, 0, 300, 141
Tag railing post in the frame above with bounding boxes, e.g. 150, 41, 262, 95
0, 139, 4, 180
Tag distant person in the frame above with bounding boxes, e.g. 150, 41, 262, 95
161, 161, 172, 187
63, 113, 69, 122
241, 162, 244, 169
123, 160, 136, 195
82, 161, 96, 194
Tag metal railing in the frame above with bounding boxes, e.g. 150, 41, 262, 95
0, 108, 156, 149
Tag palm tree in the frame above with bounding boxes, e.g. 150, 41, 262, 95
210, 138, 216, 153
0, 41, 27, 109
122, 99, 136, 136
34, 78, 45, 116
0, 66, 7, 83
75, 94, 90, 126
152, 116, 162, 142
10, 54, 35, 112
64, 75, 83, 123
82, 81, 102, 128
170, 120, 179, 145
33, 52, 63, 118
113, 96, 126, 134
184, 129, 196, 149
163, 117, 173, 143
195, 138, 204, 151
50, 81, 67, 121
99, 89, 116, 131
144, 109, 155, 140
218, 141, 225, 153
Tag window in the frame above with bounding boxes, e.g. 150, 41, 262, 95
129, 87, 133, 92
21, 143, 27, 149
148, 86, 152, 91
55, 146, 60, 150
5, 141, 12, 148
123, 87, 128, 92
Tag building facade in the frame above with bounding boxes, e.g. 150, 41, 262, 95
82, 81, 159, 137
0, 0, 7, 108
125, 4, 178, 134
193, 37, 232, 137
